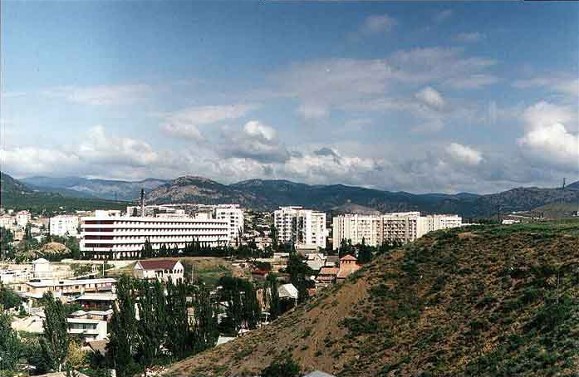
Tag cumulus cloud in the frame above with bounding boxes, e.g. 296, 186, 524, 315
161, 104, 257, 140
433, 9, 453, 23
1, 147, 81, 177
45, 84, 151, 105
446, 143, 484, 166
219, 120, 289, 163
359, 14, 397, 36
454, 32, 485, 43
415, 86, 445, 110
518, 101, 579, 171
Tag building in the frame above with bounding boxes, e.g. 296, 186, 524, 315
332, 212, 463, 249
80, 210, 230, 259
336, 254, 361, 282
15, 277, 116, 299
133, 259, 184, 283
274, 206, 327, 249
214, 204, 244, 245
16, 210, 31, 229
332, 214, 382, 248
32, 258, 52, 279
67, 317, 108, 341
49, 215, 79, 237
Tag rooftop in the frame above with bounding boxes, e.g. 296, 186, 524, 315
136, 259, 180, 271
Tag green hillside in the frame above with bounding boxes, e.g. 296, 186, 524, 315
166, 221, 579, 376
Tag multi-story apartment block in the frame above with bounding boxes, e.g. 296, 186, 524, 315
214, 204, 244, 245
274, 206, 327, 249
16, 210, 31, 229
80, 210, 229, 259
332, 212, 463, 249
49, 215, 80, 237
332, 214, 382, 248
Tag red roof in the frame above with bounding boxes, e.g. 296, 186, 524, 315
318, 267, 339, 276
340, 254, 357, 261
137, 259, 180, 270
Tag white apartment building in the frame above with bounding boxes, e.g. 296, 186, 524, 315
332, 214, 382, 248
274, 206, 327, 249
332, 212, 463, 249
80, 210, 229, 259
214, 204, 244, 245
49, 215, 80, 237
16, 210, 31, 229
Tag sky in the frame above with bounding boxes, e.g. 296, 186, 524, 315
1, 1, 578, 194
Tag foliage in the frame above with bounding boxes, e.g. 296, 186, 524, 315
217, 276, 261, 336
0, 285, 21, 311
0, 312, 21, 374
265, 273, 280, 320
260, 356, 300, 377
41, 292, 69, 372
0, 227, 15, 260
284, 252, 313, 303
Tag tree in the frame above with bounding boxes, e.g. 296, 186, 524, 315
218, 277, 261, 335
136, 279, 167, 367
285, 252, 313, 304
357, 238, 373, 264
260, 356, 300, 377
0, 227, 14, 260
107, 276, 139, 377
41, 292, 69, 372
0, 312, 21, 374
0, 285, 22, 311
190, 283, 218, 353
265, 273, 280, 320
165, 279, 191, 359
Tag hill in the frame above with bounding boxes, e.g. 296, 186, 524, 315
149, 177, 579, 218
21, 176, 167, 201
0, 172, 128, 214
166, 222, 579, 376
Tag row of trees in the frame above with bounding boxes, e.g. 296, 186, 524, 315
337, 238, 403, 263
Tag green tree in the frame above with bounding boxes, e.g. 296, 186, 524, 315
218, 277, 261, 335
0, 227, 14, 260
284, 252, 313, 304
357, 238, 373, 264
136, 279, 167, 367
260, 356, 300, 377
41, 292, 69, 372
0, 312, 21, 374
107, 276, 139, 377
165, 279, 191, 359
191, 283, 218, 353
266, 273, 280, 320
0, 285, 22, 311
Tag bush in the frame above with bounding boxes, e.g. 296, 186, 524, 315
260, 356, 300, 377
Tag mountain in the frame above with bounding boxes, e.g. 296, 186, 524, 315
0, 171, 31, 194
148, 177, 579, 218
166, 222, 579, 376
1, 172, 127, 213
21, 176, 167, 201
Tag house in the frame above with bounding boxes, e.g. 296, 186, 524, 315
133, 259, 184, 283
74, 292, 117, 311
336, 254, 361, 282
305, 253, 327, 272
316, 267, 339, 286
67, 317, 108, 341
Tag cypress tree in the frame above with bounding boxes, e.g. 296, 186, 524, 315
41, 292, 69, 372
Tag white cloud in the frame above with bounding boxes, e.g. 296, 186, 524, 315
513, 76, 579, 98
446, 143, 484, 165
1, 147, 81, 177
518, 101, 579, 171
415, 86, 445, 110
433, 9, 453, 23
161, 104, 257, 140
219, 120, 289, 163
454, 32, 485, 43
359, 14, 397, 36
45, 84, 151, 105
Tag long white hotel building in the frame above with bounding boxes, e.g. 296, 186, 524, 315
274, 206, 327, 249
80, 210, 230, 259
332, 212, 462, 249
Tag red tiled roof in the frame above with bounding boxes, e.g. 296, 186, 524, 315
137, 259, 179, 270
340, 254, 357, 261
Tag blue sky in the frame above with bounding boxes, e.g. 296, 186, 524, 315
1, 1, 578, 193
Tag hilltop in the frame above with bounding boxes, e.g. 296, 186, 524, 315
166, 222, 579, 376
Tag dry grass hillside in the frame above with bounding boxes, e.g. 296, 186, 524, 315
165, 222, 579, 377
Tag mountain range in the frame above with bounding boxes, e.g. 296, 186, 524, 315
2, 172, 579, 218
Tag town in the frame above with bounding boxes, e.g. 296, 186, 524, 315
0, 198, 464, 376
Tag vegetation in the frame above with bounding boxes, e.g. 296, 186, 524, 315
40, 292, 70, 372
164, 221, 579, 376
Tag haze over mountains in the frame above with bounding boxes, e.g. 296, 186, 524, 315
2, 172, 578, 218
